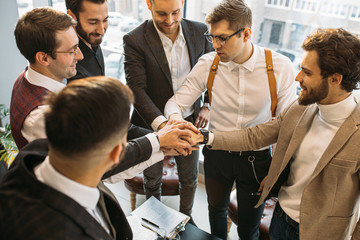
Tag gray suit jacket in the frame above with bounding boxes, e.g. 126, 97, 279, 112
123, 19, 213, 129
211, 100, 360, 240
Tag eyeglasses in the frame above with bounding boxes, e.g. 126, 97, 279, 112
52, 46, 79, 56
204, 28, 245, 46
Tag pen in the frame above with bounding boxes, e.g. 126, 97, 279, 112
141, 217, 159, 229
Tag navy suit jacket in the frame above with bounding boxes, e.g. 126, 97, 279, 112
124, 19, 213, 129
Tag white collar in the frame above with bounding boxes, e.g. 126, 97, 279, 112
34, 156, 100, 211
317, 93, 357, 126
26, 65, 66, 93
224, 42, 257, 72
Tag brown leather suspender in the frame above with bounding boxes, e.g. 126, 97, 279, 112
264, 49, 277, 118
206, 49, 277, 117
206, 54, 220, 105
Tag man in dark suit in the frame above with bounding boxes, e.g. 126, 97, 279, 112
66, 0, 107, 83
11, 7, 195, 180
0, 76, 198, 240
123, 0, 213, 222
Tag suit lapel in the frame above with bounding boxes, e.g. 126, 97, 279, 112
43, 189, 113, 240
182, 20, 196, 68
281, 104, 319, 168
310, 104, 360, 180
145, 20, 172, 87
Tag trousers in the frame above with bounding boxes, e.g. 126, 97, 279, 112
203, 148, 271, 240
269, 203, 299, 240
143, 150, 199, 216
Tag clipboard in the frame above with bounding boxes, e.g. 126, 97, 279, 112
131, 196, 190, 239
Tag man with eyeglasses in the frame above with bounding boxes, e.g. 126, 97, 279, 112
11, 7, 198, 179
11, 7, 83, 150
164, 0, 297, 239
123, 0, 213, 224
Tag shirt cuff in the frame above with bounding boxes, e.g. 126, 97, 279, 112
202, 103, 210, 110
169, 113, 183, 121
151, 115, 168, 131
146, 133, 160, 153
207, 131, 214, 146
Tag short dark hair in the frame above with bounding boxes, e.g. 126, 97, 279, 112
66, 0, 106, 16
45, 76, 134, 156
14, 7, 76, 63
302, 28, 360, 92
205, 0, 252, 31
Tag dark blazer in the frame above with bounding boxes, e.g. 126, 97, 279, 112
0, 139, 134, 240
124, 19, 213, 129
11, 125, 153, 179
67, 38, 105, 83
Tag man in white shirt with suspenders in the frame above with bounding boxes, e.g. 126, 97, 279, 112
165, 0, 297, 239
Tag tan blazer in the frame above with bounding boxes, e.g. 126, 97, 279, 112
211, 100, 360, 240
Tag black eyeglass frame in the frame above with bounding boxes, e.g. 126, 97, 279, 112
204, 27, 246, 46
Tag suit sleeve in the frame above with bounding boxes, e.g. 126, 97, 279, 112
123, 34, 164, 128
102, 135, 153, 179
211, 100, 298, 151
211, 117, 280, 151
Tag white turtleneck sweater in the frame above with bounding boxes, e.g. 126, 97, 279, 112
278, 93, 358, 222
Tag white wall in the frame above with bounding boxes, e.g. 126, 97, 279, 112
0, 1, 27, 117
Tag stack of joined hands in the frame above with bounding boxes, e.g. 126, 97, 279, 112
156, 120, 205, 156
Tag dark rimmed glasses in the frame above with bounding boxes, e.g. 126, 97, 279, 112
54, 46, 79, 56
48, 46, 80, 56
204, 28, 245, 46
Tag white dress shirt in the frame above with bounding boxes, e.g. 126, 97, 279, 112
22, 66, 65, 142
151, 22, 192, 131
279, 93, 358, 222
165, 44, 297, 143
34, 156, 110, 234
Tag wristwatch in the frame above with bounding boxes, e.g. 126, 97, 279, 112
200, 129, 209, 145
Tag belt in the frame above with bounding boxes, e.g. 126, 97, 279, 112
276, 203, 299, 232
227, 148, 270, 157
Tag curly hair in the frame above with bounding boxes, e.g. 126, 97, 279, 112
302, 28, 360, 92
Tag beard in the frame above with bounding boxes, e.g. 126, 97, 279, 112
155, 19, 180, 37
76, 22, 104, 47
298, 78, 329, 105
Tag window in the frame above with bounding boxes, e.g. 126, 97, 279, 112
320, 2, 348, 18
266, 0, 291, 8
270, 23, 282, 44
293, 0, 319, 12
350, 6, 360, 20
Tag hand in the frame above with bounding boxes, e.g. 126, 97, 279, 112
190, 131, 204, 145
156, 120, 200, 151
161, 146, 199, 156
257, 176, 268, 194
157, 121, 168, 130
194, 106, 210, 128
